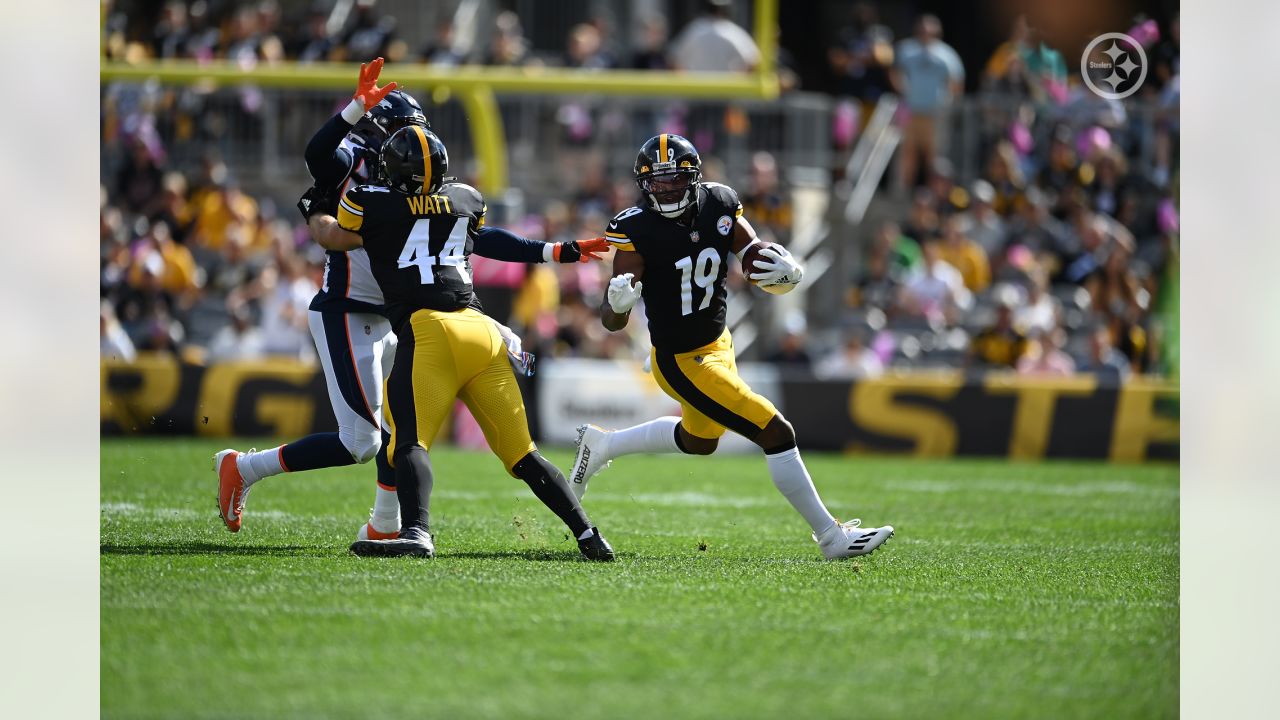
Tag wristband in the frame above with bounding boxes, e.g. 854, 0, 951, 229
340, 99, 366, 125
543, 243, 557, 263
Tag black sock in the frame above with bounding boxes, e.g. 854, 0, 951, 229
511, 452, 591, 537
394, 445, 434, 531
673, 425, 692, 454
374, 428, 396, 489
280, 433, 357, 472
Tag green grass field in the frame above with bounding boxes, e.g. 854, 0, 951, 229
101, 438, 1178, 719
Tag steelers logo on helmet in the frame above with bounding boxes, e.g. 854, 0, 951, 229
634, 134, 703, 218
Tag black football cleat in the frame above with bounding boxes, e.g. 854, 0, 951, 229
349, 526, 434, 558
577, 527, 616, 562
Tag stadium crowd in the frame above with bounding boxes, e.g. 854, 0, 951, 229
101, 1, 1178, 381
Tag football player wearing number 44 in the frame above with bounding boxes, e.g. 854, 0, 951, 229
570, 134, 895, 560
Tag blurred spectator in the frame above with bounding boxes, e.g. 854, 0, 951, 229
1077, 325, 1131, 381
984, 140, 1027, 215
898, 240, 971, 325
873, 219, 921, 279
128, 220, 201, 298
295, 5, 338, 63
828, 3, 894, 108
222, 4, 284, 66
960, 180, 1006, 257
256, 254, 317, 359
740, 152, 792, 242
1013, 271, 1059, 336
191, 181, 259, 251
937, 214, 991, 292
762, 325, 814, 368
850, 245, 899, 312
968, 288, 1027, 369
815, 332, 883, 379
101, 302, 137, 362
1016, 328, 1075, 376
1152, 12, 1180, 90
116, 134, 165, 216
484, 11, 534, 67
982, 15, 1066, 102
901, 188, 941, 244
207, 306, 267, 362
337, 0, 397, 63
564, 23, 615, 70
420, 20, 466, 67
152, 1, 191, 60
891, 14, 964, 191
631, 15, 670, 70
670, 0, 760, 72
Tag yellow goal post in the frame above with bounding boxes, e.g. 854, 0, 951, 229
100, 0, 779, 194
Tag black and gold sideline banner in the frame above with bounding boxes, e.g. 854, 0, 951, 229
102, 357, 1177, 461
781, 372, 1178, 462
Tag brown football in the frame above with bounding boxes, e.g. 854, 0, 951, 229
740, 241, 798, 295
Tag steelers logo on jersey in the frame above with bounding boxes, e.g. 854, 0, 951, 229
716, 215, 733, 236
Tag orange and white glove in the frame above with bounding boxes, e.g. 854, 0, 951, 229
545, 237, 610, 263
340, 57, 398, 124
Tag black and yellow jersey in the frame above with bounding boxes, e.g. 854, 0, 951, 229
337, 182, 487, 331
604, 182, 744, 354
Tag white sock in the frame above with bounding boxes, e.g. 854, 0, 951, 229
370, 486, 400, 532
764, 447, 838, 535
238, 446, 286, 486
606, 416, 682, 457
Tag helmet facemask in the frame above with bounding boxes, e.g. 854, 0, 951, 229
638, 168, 700, 218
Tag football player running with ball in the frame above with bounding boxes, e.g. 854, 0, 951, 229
570, 134, 894, 560
306, 125, 614, 560
214, 58, 607, 541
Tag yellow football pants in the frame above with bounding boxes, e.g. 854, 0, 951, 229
649, 329, 779, 441
385, 307, 536, 474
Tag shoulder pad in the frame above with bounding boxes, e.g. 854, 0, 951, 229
443, 182, 484, 201
702, 182, 743, 217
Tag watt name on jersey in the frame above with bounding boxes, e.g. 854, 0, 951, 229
336, 182, 488, 331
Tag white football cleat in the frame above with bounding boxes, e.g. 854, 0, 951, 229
815, 519, 895, 559
569, 424, 613, 500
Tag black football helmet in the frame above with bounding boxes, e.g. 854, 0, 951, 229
380, 126, 448, 195
634, 134, 702, 218
353, 90, 429, 148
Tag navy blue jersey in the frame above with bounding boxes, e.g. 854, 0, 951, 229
310, 135, 386, 314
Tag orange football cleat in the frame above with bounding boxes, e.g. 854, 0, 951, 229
214, 449, 249, 533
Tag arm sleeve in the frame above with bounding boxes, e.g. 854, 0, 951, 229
304, 114, 357, 188
472, 226, 548, 263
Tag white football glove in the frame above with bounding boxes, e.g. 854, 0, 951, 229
607, 273, 644, 314
748, 245, 804, 286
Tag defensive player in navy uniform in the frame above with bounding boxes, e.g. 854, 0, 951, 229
569, 134, 895, 560
304, 125, 614, 560
215, 59, 607, 542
